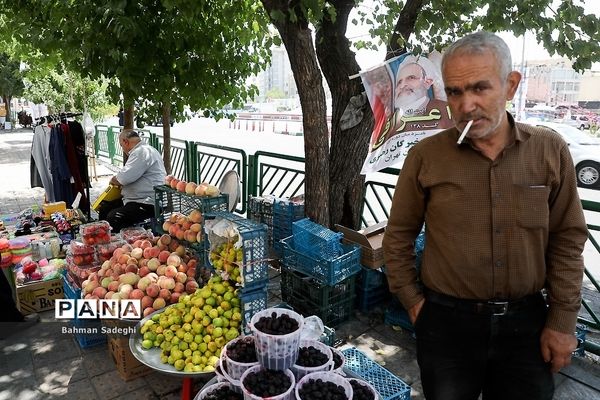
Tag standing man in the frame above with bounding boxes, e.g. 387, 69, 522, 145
383, 31, 587, 400
98, 129, 166, 232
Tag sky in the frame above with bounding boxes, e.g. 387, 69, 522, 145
351, 0, 600, 71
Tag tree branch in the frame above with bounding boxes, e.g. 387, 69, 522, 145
386, 0, 426, 60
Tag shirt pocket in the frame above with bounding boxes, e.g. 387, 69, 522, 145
515, 185, 551, 229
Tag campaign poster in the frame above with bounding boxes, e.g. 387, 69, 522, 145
360, 52, 454, 174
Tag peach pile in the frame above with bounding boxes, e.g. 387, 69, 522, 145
161, 211, 203, 244
81, 236, 202, 317
165, 175, 220, 197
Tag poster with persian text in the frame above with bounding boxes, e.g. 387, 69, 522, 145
360, 52, 454, 174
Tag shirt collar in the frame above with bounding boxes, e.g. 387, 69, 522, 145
508, 112, 529, 143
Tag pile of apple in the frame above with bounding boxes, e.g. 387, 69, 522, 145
165, 175, 220, 197
161, 211, 203, 244
140, 275, 242, 372
81, 236, 205, 317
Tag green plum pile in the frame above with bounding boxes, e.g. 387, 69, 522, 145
140, 275, 242, 372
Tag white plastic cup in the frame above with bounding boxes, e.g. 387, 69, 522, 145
249, 308, 304, 370
194, 382, 238, 400
240, 364, 296, 400
347, 378, 379, 400
329, 347, 346, 375
218, 357, 244, 394
295, 371, 353, 400
222, 335, 260, 380
214, 362, 227, 383
290, 340, 333, 380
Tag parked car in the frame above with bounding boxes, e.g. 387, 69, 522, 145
534, 122, 600, 189
563, 115, 591, 130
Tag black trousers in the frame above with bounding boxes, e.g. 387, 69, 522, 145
98, 199, 154, 233
415, 290, 554, 400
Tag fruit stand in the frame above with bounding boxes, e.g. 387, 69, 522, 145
2, 172, 414, 400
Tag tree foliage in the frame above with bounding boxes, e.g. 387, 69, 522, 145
0, 52, 25, 122
24, 67, 115, 122
260, 0, 600, 228
1, 0, 272, 171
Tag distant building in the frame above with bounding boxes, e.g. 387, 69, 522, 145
578, 70, 600, 109
526, 58, 582, 106
256, 46, 298, 100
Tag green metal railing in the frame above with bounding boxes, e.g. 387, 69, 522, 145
250, 151, 305, 200
93, 126, 600, 353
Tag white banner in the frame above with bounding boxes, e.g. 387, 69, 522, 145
360, 52, 454, 174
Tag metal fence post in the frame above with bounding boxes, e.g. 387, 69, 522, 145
94, 126, 100, 157
247, 154, 257, 198
185, 141, 198, 183
107, 126, 116, 165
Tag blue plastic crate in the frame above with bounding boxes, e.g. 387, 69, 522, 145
248, 196, 274, 248
281, 236, 361, 286
574, 324, 587, 357
62, 274, 107, 349
154, 185, 229, 234
342, 347, 411, 400
356, 285, 391, 313
358, 267, 387, 291
204, 212, 269, 291
241, 286, 268, 334
272, 199, 305, 256
62, 272, 82, 299
72, 317, 107, 349
384, 304, 414, 333
292, 218, 343, 260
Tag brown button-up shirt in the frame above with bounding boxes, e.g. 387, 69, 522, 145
383, 114, 588, 334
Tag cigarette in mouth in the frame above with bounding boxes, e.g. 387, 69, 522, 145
456, 120, 473, 145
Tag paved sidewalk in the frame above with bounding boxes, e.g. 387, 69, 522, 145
1, 128, 599, 399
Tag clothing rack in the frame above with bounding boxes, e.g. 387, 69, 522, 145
34, 112, 83, 126
32, 112, 91, 220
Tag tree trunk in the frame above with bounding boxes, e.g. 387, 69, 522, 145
123, 105, 134, 130
3, 95, 12, 123
121, 94, 135, 164
161, 102, 172, 174
317, 0, 425, 229
316, 0, 371, 230
261, 0, 330, 225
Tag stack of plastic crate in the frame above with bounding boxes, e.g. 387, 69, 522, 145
62, 271, 107, 349
203, 212, 270, 332
247, 196, 275, 248
356, 267, 391, 313
280, 218, 361, 326
272, 198, 305, 256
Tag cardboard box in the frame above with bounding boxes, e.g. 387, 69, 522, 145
43, 201, 67, 216
108, 337, 152, 381
336, 221, 386, 269
16, 277, 64, 315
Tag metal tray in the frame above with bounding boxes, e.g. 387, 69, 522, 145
129, 306, 216, 378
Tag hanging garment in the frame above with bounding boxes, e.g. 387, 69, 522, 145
62, 122, 89, 213
30, 125, 55, 202
49, 124, 74, 205
30, 154, 43, 189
